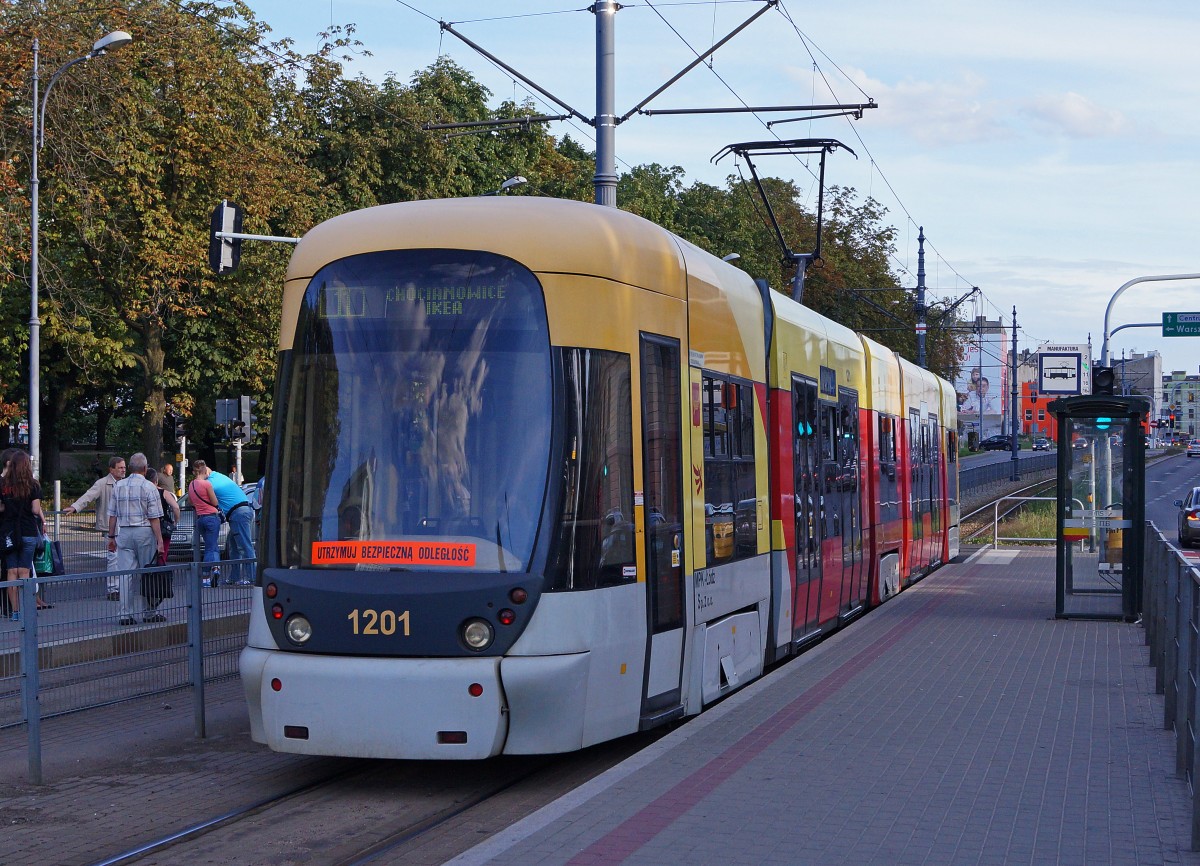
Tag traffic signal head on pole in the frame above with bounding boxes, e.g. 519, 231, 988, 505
1091, 365, 1115, 396
209, 200, 243, 275
233, 395, 257, 444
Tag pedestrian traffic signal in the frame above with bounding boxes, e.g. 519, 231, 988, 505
1091, 365, 1115, 396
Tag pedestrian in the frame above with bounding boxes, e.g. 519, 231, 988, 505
195, 462, 254, 585
187, 460, 222, 585
159, 463, 175, 493
142, 468, 179, 616
146, 468, 180, 560
1, 451, 46, 621
0, 449, 14, 617
107, 453, 164, 625
64, 455, 126, 600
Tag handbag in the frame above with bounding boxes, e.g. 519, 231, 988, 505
33, 537, 53, 576
48, 539, 64, 576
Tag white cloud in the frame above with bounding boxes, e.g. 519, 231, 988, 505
815, 66, 1012, 147
1021, 92, 1129, 138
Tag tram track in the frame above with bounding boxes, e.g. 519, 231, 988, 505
960, 477, 1059, 546
87, 731, 667, 866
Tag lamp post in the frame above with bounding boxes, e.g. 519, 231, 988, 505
30, 30, 132, 478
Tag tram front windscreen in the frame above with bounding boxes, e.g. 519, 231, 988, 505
275, 249, 553, 573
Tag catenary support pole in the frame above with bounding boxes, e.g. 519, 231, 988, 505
594, 0, 618, 207
1010, 307, 1020, 480
916, 227, 927, 368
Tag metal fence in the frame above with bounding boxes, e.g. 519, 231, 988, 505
1142, 523, 1200, 850
990, 496, 1057, 547
959, 453, 1057, 490
0, 558, 254, 783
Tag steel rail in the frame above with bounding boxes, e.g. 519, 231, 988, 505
336, 762, 553, 866
960, 478, 1058, 543
87, 763, 370, 866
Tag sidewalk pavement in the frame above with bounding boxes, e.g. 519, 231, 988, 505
452, 548, 1200, 866
1, 547, 1195, 866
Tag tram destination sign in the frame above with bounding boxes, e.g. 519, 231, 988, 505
1163, 312, 1200, 337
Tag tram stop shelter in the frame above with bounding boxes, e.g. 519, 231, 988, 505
1048, 395, 1148, 621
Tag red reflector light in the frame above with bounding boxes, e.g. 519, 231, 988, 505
509, 587, 528, 604
498, 608, 516, 626
271, 678, 282, 692
468, 683, 484, 697
266, 583, 278, 599
271, 604, 284, 620
284, 725, 309, 740
438, 731, 468, 744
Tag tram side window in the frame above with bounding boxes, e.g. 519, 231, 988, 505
879, 415, 896, 464
545, 349, 635, 591
947, 431, 957, 463
702, 373, 756, 563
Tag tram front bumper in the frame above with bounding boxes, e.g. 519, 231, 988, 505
243, 648, 507, 760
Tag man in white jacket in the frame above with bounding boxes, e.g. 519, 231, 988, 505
64, 456, 126, 599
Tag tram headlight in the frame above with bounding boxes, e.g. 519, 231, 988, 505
285, 614, 313, 645
461, 618, 494, 651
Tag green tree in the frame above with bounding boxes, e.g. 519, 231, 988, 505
0, 0, 320, 477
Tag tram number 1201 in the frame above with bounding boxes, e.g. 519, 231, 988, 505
348, 609, 411, 637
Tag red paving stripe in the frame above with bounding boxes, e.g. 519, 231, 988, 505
565, 572, 967, 865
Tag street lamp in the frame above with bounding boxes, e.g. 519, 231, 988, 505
30, 30, 132, 477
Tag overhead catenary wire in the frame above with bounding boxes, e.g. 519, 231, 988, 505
239, 0, 985, 324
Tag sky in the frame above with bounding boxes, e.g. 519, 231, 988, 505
241, 0, 1200, 378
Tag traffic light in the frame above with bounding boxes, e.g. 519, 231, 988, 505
1091, 365, 1115, 396
209, 200, 243, 275
233, 395, 257, 444
1170, 414, 1177, 429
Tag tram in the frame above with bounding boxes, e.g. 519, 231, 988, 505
241, 197, 958, 759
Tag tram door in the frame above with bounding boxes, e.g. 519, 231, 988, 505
909, 408, 930, 575
928, 416, 942, 561
640, 335, 685, 723
837, 390, 864, 615
792, 378, 823, 641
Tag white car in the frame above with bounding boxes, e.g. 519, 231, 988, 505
1187, 441, 1200, 458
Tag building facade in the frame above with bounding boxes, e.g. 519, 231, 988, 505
1163, 370, 1200, 438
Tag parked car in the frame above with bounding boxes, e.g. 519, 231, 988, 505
1187, 440, 1200, 458
168, 482, 259, 562
1175, 487, 1200, 548
978, 435, 1010, 451
1032, 437, 1051, 451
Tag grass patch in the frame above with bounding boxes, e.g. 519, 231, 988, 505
977, 500, 1057, 546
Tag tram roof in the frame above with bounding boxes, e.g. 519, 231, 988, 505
286, 197, 689, 297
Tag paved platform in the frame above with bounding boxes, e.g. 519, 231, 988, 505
454, 548, 1200, 866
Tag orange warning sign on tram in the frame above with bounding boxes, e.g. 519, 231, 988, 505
311, 540, 477, 567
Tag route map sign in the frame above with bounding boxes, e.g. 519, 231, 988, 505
1163, 312, 1200, 337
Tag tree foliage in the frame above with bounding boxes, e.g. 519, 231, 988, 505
0, 0, 963, 480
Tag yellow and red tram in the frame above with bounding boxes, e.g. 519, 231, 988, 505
241, 197, 958, 759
